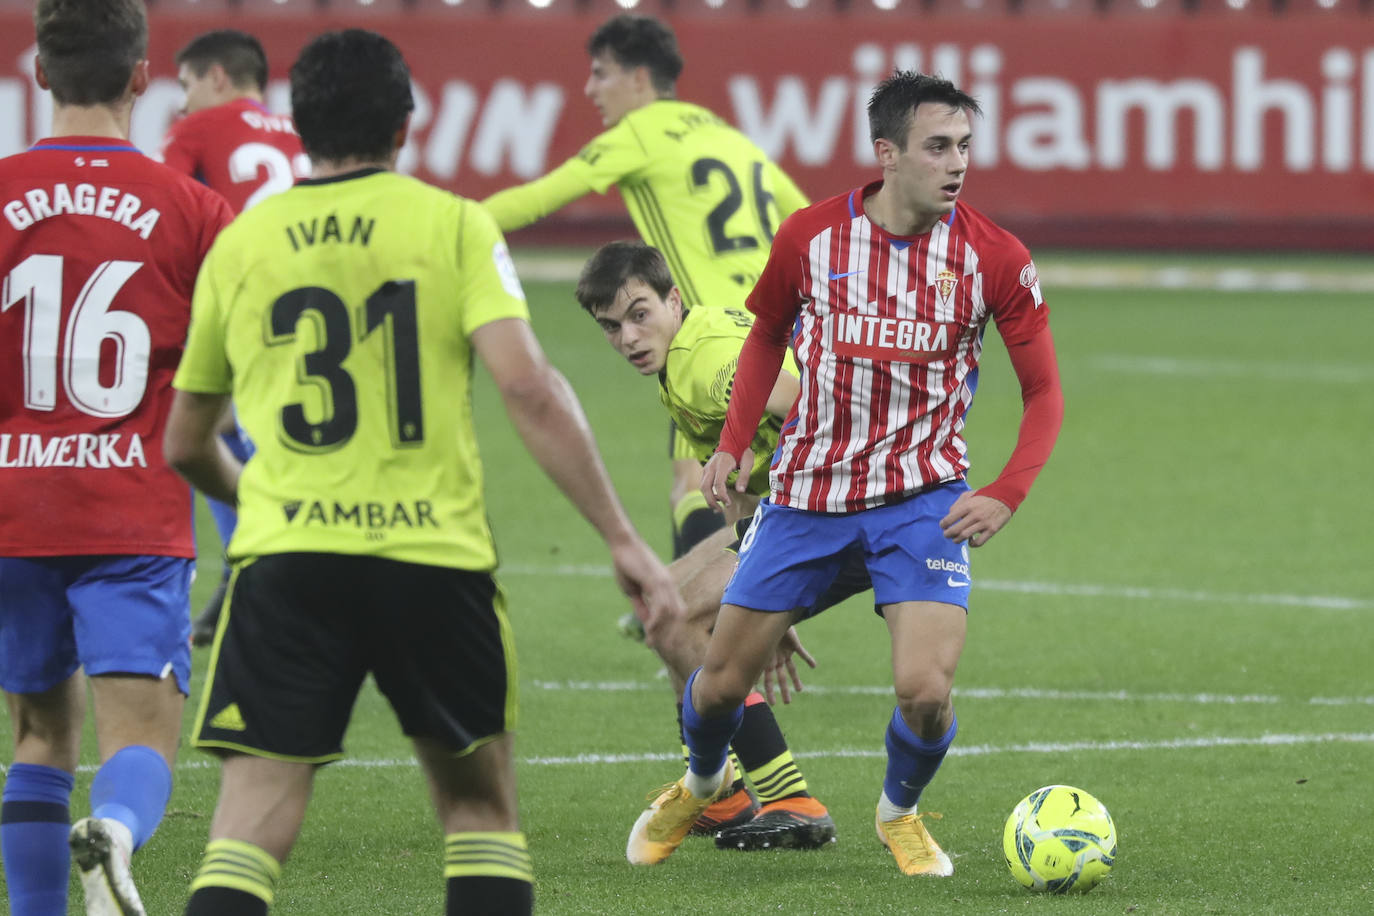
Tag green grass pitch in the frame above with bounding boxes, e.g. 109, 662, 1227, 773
3, 250, 1372, 914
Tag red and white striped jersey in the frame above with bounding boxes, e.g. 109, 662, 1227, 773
742, 181, 1049, 513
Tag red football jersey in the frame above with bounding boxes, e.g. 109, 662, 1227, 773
160, 98, 308, 214
0, 137, 234, 557
724, 182, 1053, 514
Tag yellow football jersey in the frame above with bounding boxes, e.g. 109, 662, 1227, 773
174, 169, 530, 570
483, 100, 808, 311
660, 307, 798, 496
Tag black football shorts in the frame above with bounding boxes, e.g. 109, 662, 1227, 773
194, 552, 516, 763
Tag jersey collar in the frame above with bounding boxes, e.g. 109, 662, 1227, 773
29, 137, 141, 153
296, 167, 387, 187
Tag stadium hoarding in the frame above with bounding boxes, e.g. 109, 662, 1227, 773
1, 12, 1371, 250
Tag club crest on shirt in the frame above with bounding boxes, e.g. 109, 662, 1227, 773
932, 268, 959, 307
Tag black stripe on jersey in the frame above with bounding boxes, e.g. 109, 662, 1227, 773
628, 185, 702, 307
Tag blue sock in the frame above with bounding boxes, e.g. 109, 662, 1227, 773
2, 763, 74, 916
680, 667, 744, 778
883, 707, 958, 809
89, 745, 172, 851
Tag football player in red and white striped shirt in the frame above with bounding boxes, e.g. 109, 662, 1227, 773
627, 72, 1064, 876
0, 2, 233, 913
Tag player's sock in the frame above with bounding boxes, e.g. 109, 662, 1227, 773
881, 707, 957, 814
681, 667, 744, 787
443, 832, 533, 916
89, 744, 172, 850
729, 692, 811, 804
186, 838, 280, 915
671, 491, 726, 559
677, 703, 746, 792
1, 763, 74, 915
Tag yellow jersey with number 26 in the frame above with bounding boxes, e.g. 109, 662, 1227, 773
483, 99, 807, 311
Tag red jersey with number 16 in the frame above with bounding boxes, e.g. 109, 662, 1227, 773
161, 98, 308, 214
724, 182, 1053, 514
0, 137, 233, 557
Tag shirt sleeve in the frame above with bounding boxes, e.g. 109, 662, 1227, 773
455, 200, 532, 336
196, 189, 235, 262
718, 224, 805, 458
985, 240, 1048, 347
974, 326, 1064, 511
480, 158, 597, 232
159, 120, 199, 176
480, 120, 651, 231
173, 240, 232, 395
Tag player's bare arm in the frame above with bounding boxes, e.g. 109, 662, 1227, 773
164, 391, 242, 506
471, 317, 685, 638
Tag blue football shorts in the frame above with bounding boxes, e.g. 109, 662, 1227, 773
0, 555, 193, 695
722, 480, 973, 617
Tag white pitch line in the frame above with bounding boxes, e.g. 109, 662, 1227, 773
529, 680, 1374, 708
1086, 355, 1374, 384
974, 579, 1370, 612
523, 731, 1374, 766
501, 563, 1372, 613
14, 731, 1370, 778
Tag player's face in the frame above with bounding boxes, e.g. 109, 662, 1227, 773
592, 278, 683, 375
884, 103, 972, 226
177, 63, 221, 115
585, 52, 648, 127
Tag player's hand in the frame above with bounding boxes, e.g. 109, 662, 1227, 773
701, 449, 754, 513
608, 538, 686, 649
761, 626, 817, 705
940, 491, 1013, 547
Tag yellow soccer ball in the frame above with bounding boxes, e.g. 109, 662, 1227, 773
1003, 784, 1117, 893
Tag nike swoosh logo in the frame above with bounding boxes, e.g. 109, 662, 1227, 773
827, 269, 862, 280
947, 576, 971, 588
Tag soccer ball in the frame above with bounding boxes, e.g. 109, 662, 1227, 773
1002, 784, 1116, 893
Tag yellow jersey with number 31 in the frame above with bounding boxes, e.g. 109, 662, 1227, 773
173, 169, 529, 571
484, 100, 807, 311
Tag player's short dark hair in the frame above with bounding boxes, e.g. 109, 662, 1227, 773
868, 71, 982, 151
175, 30, 269, 93
290, 30, 414, 165
586, 15, 683, 96
575, 241, 675, 315
34, 0, 147, 106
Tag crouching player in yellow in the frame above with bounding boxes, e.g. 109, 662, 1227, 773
576, 242, 872, 854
